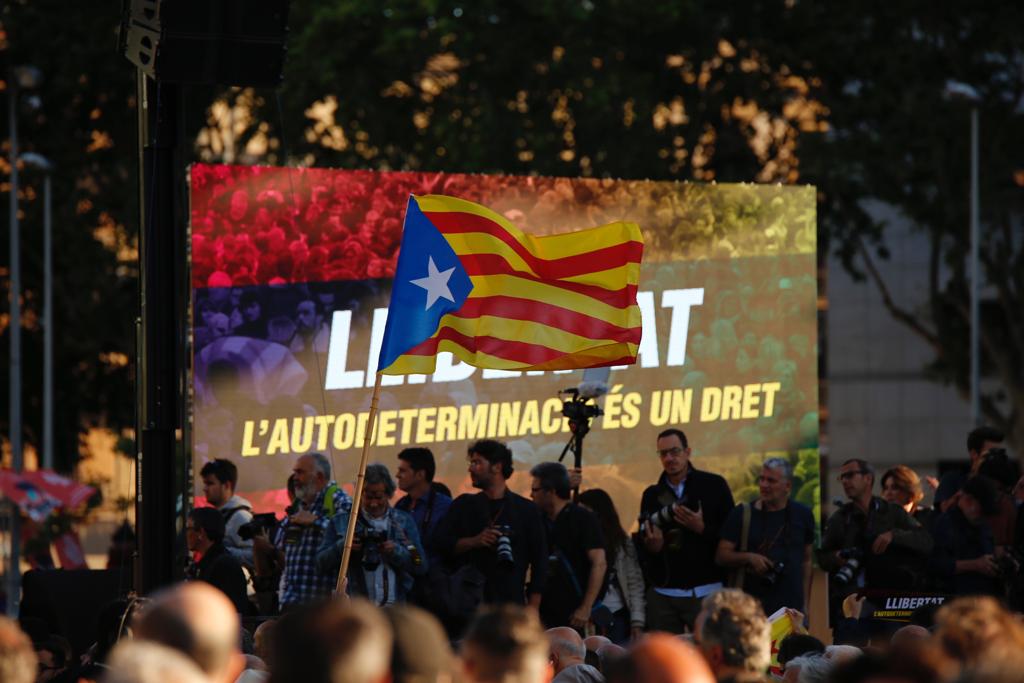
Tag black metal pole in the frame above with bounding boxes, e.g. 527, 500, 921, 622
134, 71, 187, 594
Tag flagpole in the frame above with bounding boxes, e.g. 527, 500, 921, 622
335, 371, 383, 594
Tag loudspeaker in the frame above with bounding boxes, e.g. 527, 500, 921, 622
119, 0, 290, 86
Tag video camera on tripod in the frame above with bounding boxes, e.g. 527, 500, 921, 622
557, 368, 611, 496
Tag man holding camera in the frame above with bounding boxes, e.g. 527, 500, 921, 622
434, 440, 548, 610
930, 474, 1003, 597
395, 447, 452, 563
529, 462, 607, 630
200, 459, 254, 567
935, 426, 1005, 512
639, 428, 735, 633
817, 459, 933, 605
268, 452, 352, 610
317, 463, 427, 605
716, 458, 815, 619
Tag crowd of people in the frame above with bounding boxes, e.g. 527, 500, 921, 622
5, 425, 1023, 683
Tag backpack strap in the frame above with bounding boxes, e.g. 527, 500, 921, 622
220, 505, 252, 525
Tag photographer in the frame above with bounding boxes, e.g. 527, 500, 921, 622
395, 447, 452, 563
317, 463, 427, 605
935, 426, 1004, 512
272, 453, 352, 610
639, 428, 735, 633
185, 508, 252, 615
716, 458, 815, 619
817, 459, 933, 600
529, 462, 607, 631
433, 440, 548, 610
930, 474, 1002, 597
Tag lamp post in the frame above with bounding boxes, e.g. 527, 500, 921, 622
20, 153, 55, 471
6, 65, 42, 617
944, 80, 982, 426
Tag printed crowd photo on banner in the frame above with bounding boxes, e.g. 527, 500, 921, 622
189, 164, 819, 528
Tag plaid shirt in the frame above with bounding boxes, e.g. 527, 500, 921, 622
275, 482, 352, 607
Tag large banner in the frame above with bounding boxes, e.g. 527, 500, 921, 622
190, 164, 819, 527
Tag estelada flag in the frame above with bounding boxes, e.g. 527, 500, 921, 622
378, 195, 643, 374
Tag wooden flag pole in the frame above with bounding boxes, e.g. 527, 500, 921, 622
335, 371, 383, 594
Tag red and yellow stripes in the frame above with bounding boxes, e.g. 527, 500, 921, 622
384, 194, 643, 375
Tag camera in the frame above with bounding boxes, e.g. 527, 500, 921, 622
762, 560, 786, 587
645, 503, 680, 529
358, 529, 389, 571
238, 512, 280, 541
494, 524, 514, 566
834, 547, 863, 586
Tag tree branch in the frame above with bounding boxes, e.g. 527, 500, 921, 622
856, 236, 942, 351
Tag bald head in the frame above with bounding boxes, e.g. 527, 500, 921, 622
891, 624, 930, 649
546, 627, 585, 673
631, 634, 715, 683
584, 635, 611, 653
134, 582, 243, 683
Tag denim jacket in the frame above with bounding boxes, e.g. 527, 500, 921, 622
317, 506, 428, 602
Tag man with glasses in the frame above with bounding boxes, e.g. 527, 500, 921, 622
716, 458, 815, 620
638, 428, 735, 633
817, 459, 933, 618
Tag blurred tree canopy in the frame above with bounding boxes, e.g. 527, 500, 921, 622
2, 1, 1023, 468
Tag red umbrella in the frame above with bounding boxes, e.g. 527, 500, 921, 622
0, 469, 95, 522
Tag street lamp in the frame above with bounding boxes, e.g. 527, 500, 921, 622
19, 152, 55, 472
943, 80, 981, 427
6, 65, 42, 617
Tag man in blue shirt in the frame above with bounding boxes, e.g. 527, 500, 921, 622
272, 452, 351, 609
394, 447, 452, 563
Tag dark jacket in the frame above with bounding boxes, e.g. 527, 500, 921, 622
639, 466, 735, 589
930, 506, 1000, 597
191, 542, 252, 615
433, 489, 548, 605
816, 496, 933, 589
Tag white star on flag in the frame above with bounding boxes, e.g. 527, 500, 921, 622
410, 256, 456, 310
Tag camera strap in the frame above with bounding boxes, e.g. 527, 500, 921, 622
729, 503, 752, 589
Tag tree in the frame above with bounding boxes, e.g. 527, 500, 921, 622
795, 2, 1024, 448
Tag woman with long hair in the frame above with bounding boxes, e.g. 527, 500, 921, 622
881, 465, 935, 530
578, 488, 646, 643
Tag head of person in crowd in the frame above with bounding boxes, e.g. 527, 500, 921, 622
271, 598, 392, 683
777, 633, 825, 669
839, 459, 875, 507
209, 312, 231, 340
577, 488, 629, 561
253, 619, 276, 670
976, 450, 1019, 493
467, 440, 514, 494
104, 641, 208, 683
0, 617, 36, 683
133, 582, 245, 683
296, 299, 322, 332
759, 457, 793, 510
384, 604, 454, 683
656, 428, 691, 484
546, 627, 588, 676
395, 447, 436, 499
958, 475, 1000, 522
529, 462, 572, 517
933, 595, 1024, 669
880, 465, 925, 515
293, 453, 331, 504
890, 624, 930, 649
35, 634, 71, 682
240, 291, 261, 323
823, 644, 862, 667
460, 604, 549, 683
694, 589, 770, 679
967, 426, 1004, 474
187, 507, 226, 555
627, 633, 715, 683
783, 654, 831, 683
362, 463, 396, 519
201, 459, 239, 508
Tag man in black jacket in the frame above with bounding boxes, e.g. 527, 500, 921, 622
639, 428, 735, 633
186, 507, 252, 615
433, 440, 548, 611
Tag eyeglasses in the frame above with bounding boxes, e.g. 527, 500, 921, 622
657, 446, 684, 457
838, 471, 868, 481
